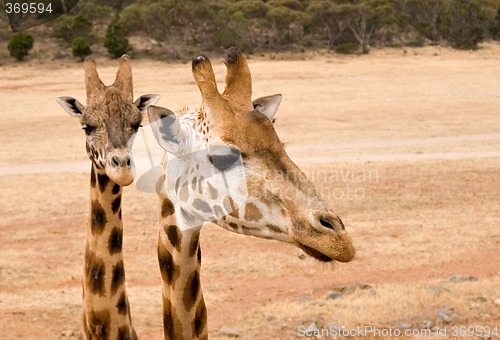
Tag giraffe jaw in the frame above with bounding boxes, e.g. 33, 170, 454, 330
296, 243, 333, 262
291, 230, 355, 263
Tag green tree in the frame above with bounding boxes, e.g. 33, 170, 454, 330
72, 15, 93, 41
442, 0, 499, 49
72, 36, 92, 61
8, 32, 34, 61
121, 2, 176, 42
491, 6, 500, 39
340, 0, 396, 54
228, 0, 270, 19
172, 0, 222, 47
403, 0, 444, 41
50, 15, 75, 42
266, 3, 308, 46
307, 1, 348, 48
227, 0, 271, 50
104, 13, 130, 58
214, 10, 253, 51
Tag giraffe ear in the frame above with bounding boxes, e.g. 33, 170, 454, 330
147, 105, 184, 155
135, 94, 161, 114
56, 96, 85, 117
252, 94, 282, 121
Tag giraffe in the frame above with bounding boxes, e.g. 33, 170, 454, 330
57, 56, 159, 339
146, 47, 355, 339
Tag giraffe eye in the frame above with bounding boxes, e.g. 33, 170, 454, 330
209, 146, 241, 171
82, 124, 95, 135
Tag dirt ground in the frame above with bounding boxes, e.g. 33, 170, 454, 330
0, 44, 499, 339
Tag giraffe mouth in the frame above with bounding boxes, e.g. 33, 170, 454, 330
297, 243, 333, 262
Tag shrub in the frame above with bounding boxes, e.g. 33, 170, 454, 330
8, 32, 34, 61
72, 37, 92, 61
104, 14, 130, 58
335, 41, 359, 54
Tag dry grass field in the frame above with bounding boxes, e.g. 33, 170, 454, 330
0, 44, 499, 339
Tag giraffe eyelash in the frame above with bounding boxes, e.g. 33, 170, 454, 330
132, 123, 143, 131
82, 124, 95, 135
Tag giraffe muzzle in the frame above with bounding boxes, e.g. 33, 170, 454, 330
106, 149, 135, 186
289, 211, 355, 263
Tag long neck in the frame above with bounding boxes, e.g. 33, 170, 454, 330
157, 175, 208, 339
81, 164, 136, 339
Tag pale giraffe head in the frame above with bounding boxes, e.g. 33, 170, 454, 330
148, 47, 354, 263
57, 56, 160, 186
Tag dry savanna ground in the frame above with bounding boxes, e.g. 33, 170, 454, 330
0, 44, 499, 339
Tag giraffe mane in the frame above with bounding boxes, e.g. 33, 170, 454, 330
176, 106, 192, 116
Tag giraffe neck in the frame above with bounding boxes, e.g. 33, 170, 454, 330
157, 175, 208, 339
81, 164, 136, 339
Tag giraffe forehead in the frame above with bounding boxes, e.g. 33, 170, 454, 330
83, 88, 140, 125
222, 112, 283, 155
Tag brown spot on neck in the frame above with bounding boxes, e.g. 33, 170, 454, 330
165, 225, 182, 252
158, 239, 181, 288
85, 247, 106, 296
97, 173, 109, 193
193, 298, 207, 338
111, 260, 125, 296
182, 270, 201, 312
111, 195, 121, 214
161, 198, 175, 218
115, 292, 129, 315
162, 296, 184, 339
111, 183, 120, 195
244, 202, 263, 222
87, 309, 111, 339
90, 200, 108, 235
108, 227, 123, 255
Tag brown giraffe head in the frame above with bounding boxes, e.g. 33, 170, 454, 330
57, 56, 160, 186
148, 47, 354, 263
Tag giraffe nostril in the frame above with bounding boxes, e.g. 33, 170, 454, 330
319, 216, 345, 231
320, 218, 334, 230
111, 155, 131, 167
